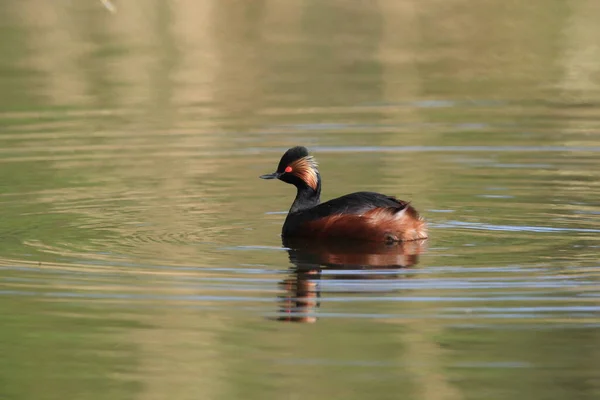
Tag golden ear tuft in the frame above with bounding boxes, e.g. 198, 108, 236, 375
290, 156, 319, 190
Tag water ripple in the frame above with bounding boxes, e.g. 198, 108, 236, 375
434, 220, 600, 233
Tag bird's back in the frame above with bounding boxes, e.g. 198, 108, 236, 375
283, 191, 427, 242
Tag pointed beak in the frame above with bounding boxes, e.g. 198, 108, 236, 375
260, 172, 280, 180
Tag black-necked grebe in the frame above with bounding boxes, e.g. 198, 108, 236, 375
260, 146, 427, 242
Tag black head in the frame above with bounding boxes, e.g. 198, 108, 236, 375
260, 146, 320, 191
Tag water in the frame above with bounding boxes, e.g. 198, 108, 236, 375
1, 1, 600, 399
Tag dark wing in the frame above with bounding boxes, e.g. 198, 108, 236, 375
307, 191, 409, 219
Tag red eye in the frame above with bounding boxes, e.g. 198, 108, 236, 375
285, 166, 292, 173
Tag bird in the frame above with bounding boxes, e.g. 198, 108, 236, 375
260, 146, 427, 242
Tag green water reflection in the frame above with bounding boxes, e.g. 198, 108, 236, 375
1, 1, 599, 399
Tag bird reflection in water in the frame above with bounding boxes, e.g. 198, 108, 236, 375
276, 238, 427, 323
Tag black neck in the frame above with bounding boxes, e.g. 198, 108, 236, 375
289, 175, 321, 213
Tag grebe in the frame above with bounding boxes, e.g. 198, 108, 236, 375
260, 146, 427, 242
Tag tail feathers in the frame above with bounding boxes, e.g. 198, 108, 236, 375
361, 204, 427, 242
386, 204, 427, 241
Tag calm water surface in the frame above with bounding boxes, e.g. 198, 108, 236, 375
1, 1, 600, 399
